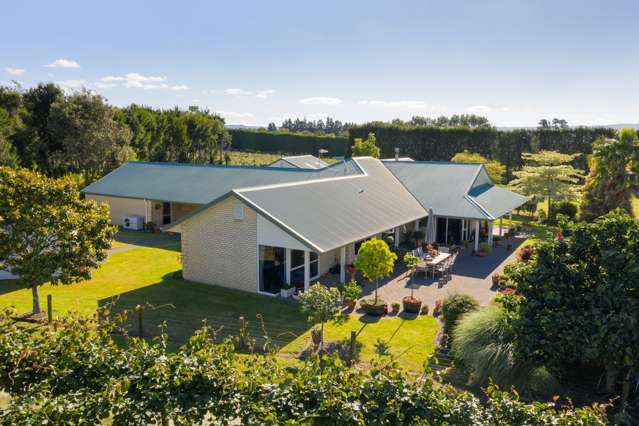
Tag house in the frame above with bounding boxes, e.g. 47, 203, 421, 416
383, 159, 529, 251
268, 154, 329, 169
81, 156, 527, 296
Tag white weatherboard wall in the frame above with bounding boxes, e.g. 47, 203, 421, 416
86, 194, 146, 226
257, 214, 310, 251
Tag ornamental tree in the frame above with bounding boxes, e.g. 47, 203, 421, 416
0, 167, 116, 314
403, 253, 420, 299
509, 210, 639, 396
580, 128, 639, 221
351, 132, 380, 158
508, 150, 584, 219
299, 283, 343, 350
355, 237, 397, 303
451, 150, 506, 183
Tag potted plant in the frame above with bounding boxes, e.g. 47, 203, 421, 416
478, 242, 492, 256
491, 273, 504, 287
402, 253, 423, 314
433, 299, 443, 317
355, 238, 397, 316
420, 304, 429, 315
493, 235, 502, 246
413, 230, 425, 248
341, 280, 362, 311
280, 282, 296, 298
391, 302, 400, 314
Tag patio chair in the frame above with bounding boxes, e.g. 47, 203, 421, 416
439, 246, 450, 253
434, 260, 449, 280
415, 262, 428, 277
446, 254, 457, 274
416, 247, 425, 258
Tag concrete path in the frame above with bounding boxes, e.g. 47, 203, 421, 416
352, 236, 526, 309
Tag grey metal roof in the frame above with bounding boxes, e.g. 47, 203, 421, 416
383, 160, 527, 220
278, 155, 329, 169
469, 184, 529, 219
169, 158, 428, 253
81, 160, 360, 204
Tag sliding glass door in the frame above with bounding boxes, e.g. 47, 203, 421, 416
290, 249, 319, 289
258, 245, 286, 294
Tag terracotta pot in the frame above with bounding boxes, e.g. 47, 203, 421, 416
346, 299, 356, 310
402, 296, 422, 314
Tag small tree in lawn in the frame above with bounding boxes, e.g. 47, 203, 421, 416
0, 167, 116, 315
299, 283, 343, 351
355, 237, 397, 305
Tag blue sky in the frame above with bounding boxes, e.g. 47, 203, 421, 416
2, 0, 638, 126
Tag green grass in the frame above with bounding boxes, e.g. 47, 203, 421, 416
280, 315, 438, 372
0, 240, 438, 371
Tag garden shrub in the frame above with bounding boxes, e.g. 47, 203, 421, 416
0, 308, 608, 425
441, 293, 479, 336
452, 306, 559, 398
555, 200, 578, 220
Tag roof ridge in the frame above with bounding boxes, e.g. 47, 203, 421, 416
125, 160, 341, 173
382, 159, 485, 166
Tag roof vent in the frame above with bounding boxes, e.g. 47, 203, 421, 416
358, 189, 365, 194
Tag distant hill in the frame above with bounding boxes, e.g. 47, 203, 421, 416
225, 124, 259, 129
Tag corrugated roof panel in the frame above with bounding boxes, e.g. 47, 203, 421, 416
281, 155, 329, 169
81, 160, 360, 204
237, 158, 428, 252
469, 184, 529, 219
383, 161, 489, 219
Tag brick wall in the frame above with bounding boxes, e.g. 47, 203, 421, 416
181, 195, 258, 293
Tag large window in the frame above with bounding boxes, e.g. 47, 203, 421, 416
258, 245, 286, 294
162, 202, 171, 225
290, 249, 319, 288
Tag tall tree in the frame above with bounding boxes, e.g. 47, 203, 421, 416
451, 150, 506, 183
580, 128, 639, 221
508, 150, 584, 218
47, 90, 134, 179
351, 132, 380, 158
0, 167, 116, 314
14, 83, 63, 172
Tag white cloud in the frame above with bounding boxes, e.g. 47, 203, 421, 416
96, 73, 187, 91
255, 89, 276, 99
298, 96, 342, 105
46, 58, 80, 69
5, 67, 25, 76
55, 79, 86, 90
225, 88, 252, 96
466, 105, 509, 114
358, 100, 428, 109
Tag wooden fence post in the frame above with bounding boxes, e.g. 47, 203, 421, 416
136, 305, 144, 338
47, 294, 53, 324
349, 330, 357, 365
238, 316, 246, 349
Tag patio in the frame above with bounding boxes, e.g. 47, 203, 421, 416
322, 234, 527, 310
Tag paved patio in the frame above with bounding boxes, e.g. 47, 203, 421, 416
323, 234, 527, 310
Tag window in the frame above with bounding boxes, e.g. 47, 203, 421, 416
290, 249, 319, 287
258, 245, 286, 294
162, 202, 171, 225
234, 202, 244, 221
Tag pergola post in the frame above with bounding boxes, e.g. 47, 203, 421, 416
339, 246, 346, 283
444, 218, 449, 244
303, 250, 310, 291
394, 227, 400, 248
487, 220, 494, 246
509, 212, 513, 232
499, 217, 503, 237
474, 220, 480, 252
285, 248, 291, 284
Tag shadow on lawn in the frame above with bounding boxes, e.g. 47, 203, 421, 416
98, 271, 309, 350
0, 279, 20, 296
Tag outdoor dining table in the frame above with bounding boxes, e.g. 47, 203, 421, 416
420, 252, 452, 278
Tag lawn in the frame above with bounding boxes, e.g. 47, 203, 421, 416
0, 236, 438, 371
280, 314, 438, 372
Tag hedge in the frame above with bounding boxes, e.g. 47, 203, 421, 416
229, 129, 349, 157
348, 124, 615, 179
